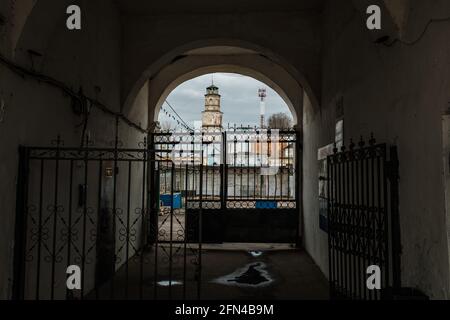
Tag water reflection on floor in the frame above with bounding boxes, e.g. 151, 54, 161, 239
249, 251, 264, 258
157, 280, 183, 287
212, 262, 273, 287
90, 247, 329, 300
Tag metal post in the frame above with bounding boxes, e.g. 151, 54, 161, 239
327, 155, 333, 299
389, 146, 401, 290
295, 130, 302, 247
12, 146, 30, 300
149, 133, 158, 245
197, 136, 204, 300
221, 131, 227, 209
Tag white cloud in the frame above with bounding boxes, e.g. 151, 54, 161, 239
178, 88, 205, 99
160, 73, 293, 128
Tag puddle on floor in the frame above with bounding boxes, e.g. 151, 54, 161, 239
212, 262, 274, 288
157, 280, 183, 287
249, 251, 263, 258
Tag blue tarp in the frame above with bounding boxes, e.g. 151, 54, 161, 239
160, 193, 182, 209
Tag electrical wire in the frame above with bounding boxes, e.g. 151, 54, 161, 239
160, 107, 191, 131
384, 15, 450, 47
0, 53, 148, 134
163, 100, 194, 131
161, 107, 193, 131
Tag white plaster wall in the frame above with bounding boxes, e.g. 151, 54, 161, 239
0, 0, 147, 299
302, 0, 450, 299
3, 0, 450, 300
0, 0, 36, 58
302, 92, 332, 279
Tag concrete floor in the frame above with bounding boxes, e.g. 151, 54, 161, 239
93, 245, 329, 300
200, 248, 329, 300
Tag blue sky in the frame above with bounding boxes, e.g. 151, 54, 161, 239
158, 73, 292, 129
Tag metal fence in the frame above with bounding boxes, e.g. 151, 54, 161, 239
152, 129, 298, 210
327, 136, 400, 300
13, 136, 201, 300
13, 128, 300, 300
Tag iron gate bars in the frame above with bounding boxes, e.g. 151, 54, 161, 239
13, 136, 202, 300
14, 128, 300, 299
153, 131, 223, 211
327, 136, 400, 300
152, 129, 298, 210
151, 129, 300, 244
225, 129, 297, 210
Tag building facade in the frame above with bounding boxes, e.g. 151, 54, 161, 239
202, 84, 223, 130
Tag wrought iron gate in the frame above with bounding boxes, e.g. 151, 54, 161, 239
13, 136, 202, 300
13, 128, 300, 300
327, 136, 401, 300
152, 128, 300, 244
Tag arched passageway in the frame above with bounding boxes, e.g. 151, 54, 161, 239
123, 43, 316, 132
123, 43, 311, 247
151, 63, 300, 127
122, 38, 321, 120
3, 0, 450, 301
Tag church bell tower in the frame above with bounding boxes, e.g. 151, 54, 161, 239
202, 84, 223, 130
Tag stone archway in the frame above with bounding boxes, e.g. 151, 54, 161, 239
136, 47, 305, 128
122, 39, 320, 122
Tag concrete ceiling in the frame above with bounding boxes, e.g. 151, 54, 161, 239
116, 0, 325, 15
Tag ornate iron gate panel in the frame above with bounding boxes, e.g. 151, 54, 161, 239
152, 129, 300, 244
327, 137, 400, 300
13, 137, 202, 300
224, 130, 297, 210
